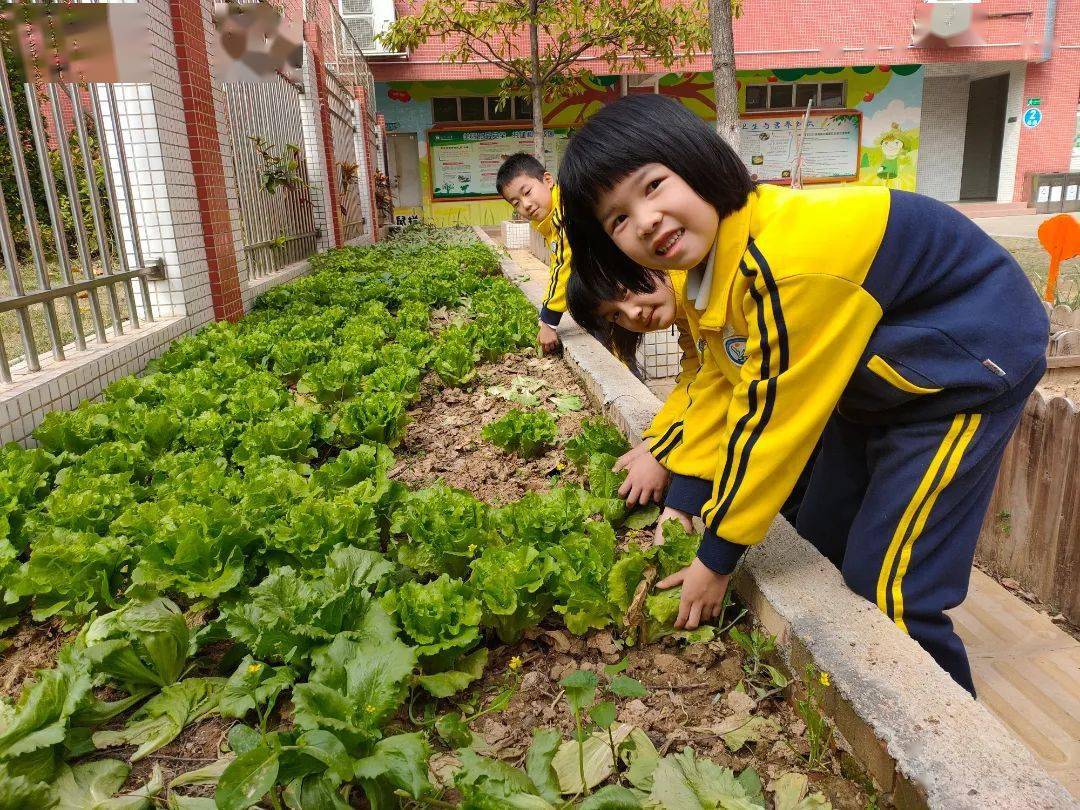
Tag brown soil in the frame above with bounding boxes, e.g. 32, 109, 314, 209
429, 630, 873, 808
123, 714, 232, 796
392, 351, 591, 504
1036, 375, 1080, 405
0, 617, 72, 698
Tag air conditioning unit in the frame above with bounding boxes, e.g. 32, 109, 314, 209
340, 0, 403, 56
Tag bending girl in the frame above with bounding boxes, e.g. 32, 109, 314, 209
559, 94, 1047, 696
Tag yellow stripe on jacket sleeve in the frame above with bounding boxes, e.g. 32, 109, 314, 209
543, 212, 571, 314
644, 317, 699, 455
700, 251, 883, 549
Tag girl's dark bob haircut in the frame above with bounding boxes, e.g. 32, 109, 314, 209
559, 94, 755, 303
566, 270, 646, 377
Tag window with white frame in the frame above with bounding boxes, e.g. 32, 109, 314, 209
431, 96, 533, 124
744, 81, 846, 112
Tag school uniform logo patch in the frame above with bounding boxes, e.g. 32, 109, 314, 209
724, 335, 748, 366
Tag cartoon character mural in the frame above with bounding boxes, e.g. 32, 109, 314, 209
375, 65, 924, 224
876, 123, 908, 183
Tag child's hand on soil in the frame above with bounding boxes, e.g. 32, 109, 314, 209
614, 445, 670, 506
537, 322, 559, 353
657, 557, 730, 630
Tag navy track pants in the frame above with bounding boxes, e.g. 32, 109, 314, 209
793, 401, 1027, 697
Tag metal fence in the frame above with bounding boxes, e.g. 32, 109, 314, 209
325, 2, 377, 242
324, 66, 366, 243
0, 59, 159, 382
223, 74, 318, 280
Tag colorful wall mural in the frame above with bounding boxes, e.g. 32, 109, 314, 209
376, 65, 923, 226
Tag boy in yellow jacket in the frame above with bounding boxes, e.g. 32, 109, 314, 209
497, 153, 571, 353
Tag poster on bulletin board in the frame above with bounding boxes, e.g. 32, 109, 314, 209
428, 127, 573, 200
738, 110, 861, 184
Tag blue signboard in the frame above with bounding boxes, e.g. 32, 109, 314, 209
1023, 107, 1043, 129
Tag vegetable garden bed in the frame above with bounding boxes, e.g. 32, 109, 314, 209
0, 228, 878, 809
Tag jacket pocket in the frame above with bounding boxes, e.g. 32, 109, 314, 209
866, 355, 943, 395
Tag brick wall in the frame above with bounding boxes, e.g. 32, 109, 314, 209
370, 0, 1050, 81
1013, 52, 1080, 201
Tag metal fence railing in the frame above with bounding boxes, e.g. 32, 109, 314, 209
325, 66, 366, 243
325, 2, 377, 243
0, 57, 160, 382
223, 75, 318, 280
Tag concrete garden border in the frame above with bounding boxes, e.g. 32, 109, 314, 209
478, 228, 1077, 809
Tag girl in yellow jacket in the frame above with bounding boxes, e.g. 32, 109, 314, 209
560, 95, 1047, 696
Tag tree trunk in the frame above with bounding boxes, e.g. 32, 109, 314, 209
709, 0, 739, 152
529, 0, 545, 162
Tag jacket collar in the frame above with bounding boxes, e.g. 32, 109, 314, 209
534, 184, 561, 239
684, 188, 756, 327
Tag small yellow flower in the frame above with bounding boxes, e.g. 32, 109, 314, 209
247, 663, 262, 674
819, 672, 831, 688
467, 543, 478, 555
365, 704, 376, 713
508, 656, 523, 672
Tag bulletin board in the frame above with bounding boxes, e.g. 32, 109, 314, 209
428, 126, 573, 200
737, 110, 862, 184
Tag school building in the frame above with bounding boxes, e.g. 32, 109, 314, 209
349, 0, 1080, 227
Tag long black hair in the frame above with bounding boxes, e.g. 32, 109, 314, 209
559, 94, 755, 302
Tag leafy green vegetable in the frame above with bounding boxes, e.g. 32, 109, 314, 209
469, 544, 554, 643
491, 486, 591, 549
92, 678, 225, 761
482, 409, 559, 458
565, 417, 630, 472
383, 574, 482, 670
123, 500, 259, 601
547, 522, 620, 634
79, 598, 191, 692
648, 748, 766, 809
432, 335, 478, 388
296, 358, 366, 405
292, 606, 417, 754
222, 547, 392, 668
231, 404, 330, 468
311, 444, 393, 492
5, 529, 132, 624
219, 657, 295, 723
487, 376, 545, 408
333, 392, 409, 448
0, 645, 91, 782
48, 758, 163, 810
390, 483, 493, 578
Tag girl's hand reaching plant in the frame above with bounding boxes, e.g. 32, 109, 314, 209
657, 556, 730, 631
614, 445, 670, 507
651, 505, 693, 541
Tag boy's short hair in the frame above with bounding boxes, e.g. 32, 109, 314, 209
496, 152, 547, 196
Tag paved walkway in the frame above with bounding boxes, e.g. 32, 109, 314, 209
970, 212, 1074, 239
507, 248, 1080, 798
951, 571, 1080, 798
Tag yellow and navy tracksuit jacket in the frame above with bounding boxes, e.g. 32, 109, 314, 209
533, 184, 572, 327
649, 184, 1048, 575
